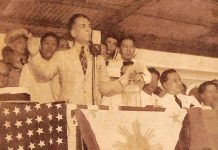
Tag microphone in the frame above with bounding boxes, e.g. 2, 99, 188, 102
89, 30, 101, 57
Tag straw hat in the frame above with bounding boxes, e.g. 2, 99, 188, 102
4, 28, 28, 47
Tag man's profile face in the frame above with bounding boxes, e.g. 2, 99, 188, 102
71, 17, 91, 44
40, 36, 58, 60
120, 39, 135, 61
11, 36, 27, 55
201, 84, 217, 105
163, 72, 183, 95
105, 37, 117, 55
144, 73, 159, 93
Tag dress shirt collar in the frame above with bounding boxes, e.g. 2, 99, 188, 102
74, 42, 89, 52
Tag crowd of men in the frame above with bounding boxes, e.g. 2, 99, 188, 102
0, 14, 217, 113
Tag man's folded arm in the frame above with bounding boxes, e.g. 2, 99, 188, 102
29, 52, 60, 81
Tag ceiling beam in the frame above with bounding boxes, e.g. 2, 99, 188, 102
135, 13, 213, 29
38, 0, 120, 12
0, 16, 66, 31
93, 0, 153, 29
0, 18, 69, 39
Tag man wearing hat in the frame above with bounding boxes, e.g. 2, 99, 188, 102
2, 28, 29, 86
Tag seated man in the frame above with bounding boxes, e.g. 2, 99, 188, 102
19, 32, 60, 103
102, 63, 151, 108
158, 69, 202, 112
142, 68, 161, 105
199, 81, 218, 110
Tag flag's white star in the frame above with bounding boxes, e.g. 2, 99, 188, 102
3, 108, 10, 116
48, 126, 53, 133
26, 117, 32, 125
35, 104, 41, 110
28, 142, 35, 150
17, 145, 24, 150
27, 130, 34, 137
36, 115, 43, 123
5, 134, 12, 142
36, 128, 43, 135
49, 138, 53, 145
55, 104, 62, 109
46, 103, 52, 108
8, 147, 13, 150
13, 107, 20, 115
48, 113, 52, 121
56, 113, 63, 121
24, 105, 31, 113
38, 140, 45, 148
56, 138, 63, 145
15, 120, 22, 128
16, 133, 22, 141
4, 121, 11, 129
56, 126, 62, 133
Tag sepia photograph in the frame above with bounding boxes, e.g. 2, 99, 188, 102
0, 0, 217, 149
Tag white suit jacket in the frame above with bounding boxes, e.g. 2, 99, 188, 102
29, 42, 123, 104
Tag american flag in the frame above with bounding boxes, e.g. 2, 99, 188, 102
0, 102, 68, 150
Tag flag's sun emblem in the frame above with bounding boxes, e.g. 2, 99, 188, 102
113, 120, 163, 150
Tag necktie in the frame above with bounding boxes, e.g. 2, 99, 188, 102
121, 61, 134, 76
105, 60, 109, 66
174, 95, 182, 108
123, 61, 134, 66
79, 46, 88, 75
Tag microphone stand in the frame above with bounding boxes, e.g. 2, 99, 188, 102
89, 41, 98, 105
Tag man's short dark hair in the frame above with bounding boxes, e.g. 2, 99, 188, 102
160, 69, 177, 86
68, 14, 89, 31
212, 79, 218, 86
120, 35, 135, 46
148, 67, 160, 79
105, 34, 118, 41
198, 81, 217, 94
40, 32, 59, 46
